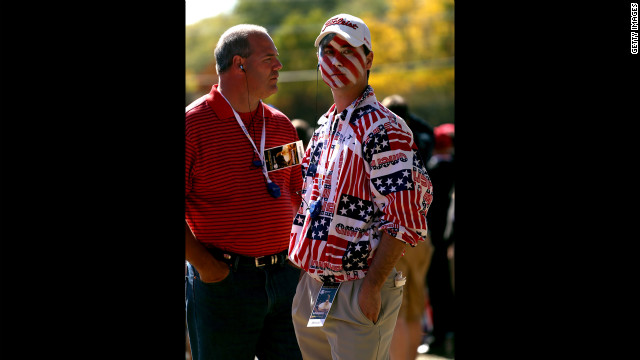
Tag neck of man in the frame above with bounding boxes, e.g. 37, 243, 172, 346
218, 77, 261, 113
331, 82, 368, 114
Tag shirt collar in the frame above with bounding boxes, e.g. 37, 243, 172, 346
319, 85, 377, 126
206, 84, 272, 119
205, 84, 232, 119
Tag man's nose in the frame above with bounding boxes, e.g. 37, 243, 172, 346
274, 58, 283, 71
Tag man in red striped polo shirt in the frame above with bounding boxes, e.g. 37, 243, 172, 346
185, 24, 303, 360
288, 14, 434, 360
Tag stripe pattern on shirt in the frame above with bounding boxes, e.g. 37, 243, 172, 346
289, 86, 433, 283
186, 85, 303, 257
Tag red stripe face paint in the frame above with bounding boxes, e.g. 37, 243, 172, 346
318, 35, 367, 89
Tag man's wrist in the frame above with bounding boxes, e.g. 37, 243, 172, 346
362, 273, 383, 292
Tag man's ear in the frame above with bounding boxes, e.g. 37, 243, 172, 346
365, 51, 374, 70
232, 55, 245, 73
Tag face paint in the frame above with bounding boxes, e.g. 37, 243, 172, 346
318, 35, 367, 89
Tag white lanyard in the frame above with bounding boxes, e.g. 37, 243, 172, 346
308, 109, 342, 217
218, 92, 273, 185
317, 110, 340, 190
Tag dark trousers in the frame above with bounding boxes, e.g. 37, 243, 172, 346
425, 245, 454, 341
186, 261, 303, 360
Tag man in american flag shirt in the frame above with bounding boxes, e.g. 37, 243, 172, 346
288, 13, 434, 360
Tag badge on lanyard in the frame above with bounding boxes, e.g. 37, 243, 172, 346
307, 283, 341, 327
264, 140, 304, 172
218, 92, 281, 198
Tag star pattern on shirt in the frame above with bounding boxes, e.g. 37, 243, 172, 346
349, 104, 376, 124
363, 125, 391, 163
412, 149, 425, 169
372, 169, 415, 196
336, 194, 374, 222
318, 274, 337, 284
305, 214, 331, 241
288, 86, 435, 285
305, 142, 324, 178
294, 213, 306, 225
342, 240, 371, 271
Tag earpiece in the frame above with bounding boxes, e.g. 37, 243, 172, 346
240, 64, 245, 71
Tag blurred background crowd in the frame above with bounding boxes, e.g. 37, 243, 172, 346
186, 1, 454, 359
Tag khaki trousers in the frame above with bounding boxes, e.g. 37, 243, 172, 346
291, 270, 403, 360
395, 239, 433, 321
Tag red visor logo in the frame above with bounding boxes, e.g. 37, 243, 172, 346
322, 18, 359, 32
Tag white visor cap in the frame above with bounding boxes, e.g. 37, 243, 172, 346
314, 13, 372, 51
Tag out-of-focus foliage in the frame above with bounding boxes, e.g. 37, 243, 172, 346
234, 0, 339, 27
186, 0, 454, 127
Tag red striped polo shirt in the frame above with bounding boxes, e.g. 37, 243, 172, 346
186, 85, 303, 257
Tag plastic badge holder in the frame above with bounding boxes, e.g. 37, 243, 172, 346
307, 283, 341, 327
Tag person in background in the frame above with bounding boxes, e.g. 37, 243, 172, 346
381, 96, 435, 359
288, 14, 433, 360
425, 123, 455, 358
291, 118, 314, 146
445, 187, 454, 294
389, 233, 434, 360
381, 94, 435, 165
185, 24, 303, 360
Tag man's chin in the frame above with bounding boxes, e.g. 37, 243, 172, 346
262, 85, 279, 99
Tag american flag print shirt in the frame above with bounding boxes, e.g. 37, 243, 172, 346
288, 86, 433, 283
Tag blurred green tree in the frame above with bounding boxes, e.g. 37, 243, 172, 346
186, 0, 454, 127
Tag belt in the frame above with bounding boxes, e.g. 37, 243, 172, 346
206, 247, 288, 270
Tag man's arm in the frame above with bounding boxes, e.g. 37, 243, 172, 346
358, 231, 406, 323
185, 220, 230, 283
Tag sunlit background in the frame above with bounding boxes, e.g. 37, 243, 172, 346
186, 0, 454, 129
186, 0, 236, 25
185, 2, 454, 359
